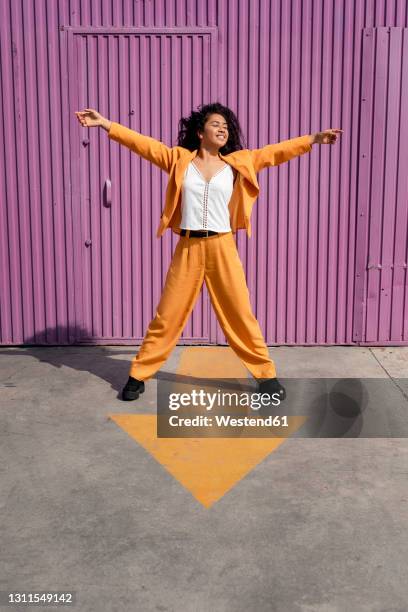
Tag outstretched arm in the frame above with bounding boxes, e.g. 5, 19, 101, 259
75, 108, 175, 173
250, 129, 342, 173
107, 121, 174, 173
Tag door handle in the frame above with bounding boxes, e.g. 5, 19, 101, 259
103, 178, 112, 208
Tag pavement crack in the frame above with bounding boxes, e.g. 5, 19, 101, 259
368, 348, 408, 404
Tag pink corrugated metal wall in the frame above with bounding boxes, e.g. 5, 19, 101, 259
354, 27, 408, 344
1, 1, 408, 346
70, 29, 217, 344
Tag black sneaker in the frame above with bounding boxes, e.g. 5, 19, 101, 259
121, 376, 145, 401
258, 377, 286, 402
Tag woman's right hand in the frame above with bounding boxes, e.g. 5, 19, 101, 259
75, 108, 110, 130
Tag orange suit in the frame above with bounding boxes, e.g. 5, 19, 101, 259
108, 122, 313, 380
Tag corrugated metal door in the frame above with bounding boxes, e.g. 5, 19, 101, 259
354, 28, 408, 344
68, 28, 217, 344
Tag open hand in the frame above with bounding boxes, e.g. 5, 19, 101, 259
313, 129, 343, 145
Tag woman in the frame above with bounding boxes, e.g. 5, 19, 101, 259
75, 103, 342, 402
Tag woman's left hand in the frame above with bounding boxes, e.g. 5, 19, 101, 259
312, 129, 343, 145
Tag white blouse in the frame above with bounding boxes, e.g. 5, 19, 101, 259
180, 161, 235, 232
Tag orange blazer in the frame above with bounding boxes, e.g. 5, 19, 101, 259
108, 121, 313, 238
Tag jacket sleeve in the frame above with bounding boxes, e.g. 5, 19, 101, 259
108, 121, 175, 173
250, 134, 313, 173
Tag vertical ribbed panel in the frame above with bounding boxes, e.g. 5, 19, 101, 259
354, 28, 408, 343
0, 0, 76, 345
71, 30, 215, 342
1, 1, 408, 346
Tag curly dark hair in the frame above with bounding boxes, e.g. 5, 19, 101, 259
176, 102, 246, 154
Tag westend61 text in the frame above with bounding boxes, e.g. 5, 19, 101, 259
168, 415, 289, 427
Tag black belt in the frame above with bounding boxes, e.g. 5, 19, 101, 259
180, 229, 219, 238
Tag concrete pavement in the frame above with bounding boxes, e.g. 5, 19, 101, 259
0, 345, 407, 611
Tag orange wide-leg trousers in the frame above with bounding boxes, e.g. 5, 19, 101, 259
129, 231, 277, 381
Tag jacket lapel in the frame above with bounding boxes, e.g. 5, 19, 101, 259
220, 149, 260, 190
174, 149, 196, 190
174, 148, 259, 191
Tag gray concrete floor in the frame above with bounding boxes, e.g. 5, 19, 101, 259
1, 346, 408, 612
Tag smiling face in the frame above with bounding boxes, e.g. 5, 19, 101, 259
197, 113, 229, 150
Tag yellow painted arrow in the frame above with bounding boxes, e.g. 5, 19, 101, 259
108, 347, 304, 508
